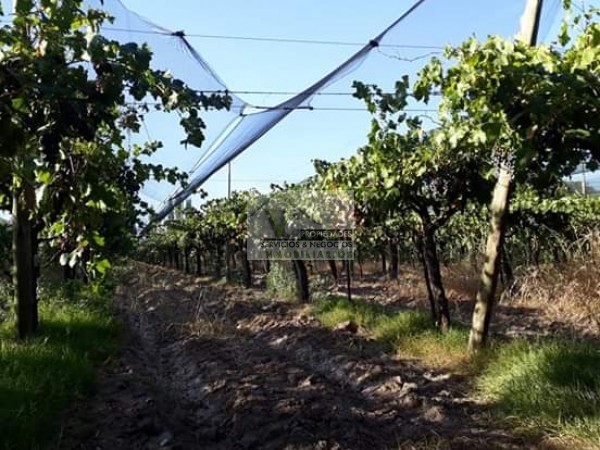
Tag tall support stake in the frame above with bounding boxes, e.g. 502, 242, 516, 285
227, 162, 232, 199
346, 260, 352, 303
11, 0, 39, 338
346, 234, 352, 303
225, 162, 232, 282
13, 182, 37, 338
468, 0, 544, 353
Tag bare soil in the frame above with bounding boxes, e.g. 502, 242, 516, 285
59, 263, 591, 450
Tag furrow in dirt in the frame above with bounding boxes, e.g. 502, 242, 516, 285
61, 264, 539, 450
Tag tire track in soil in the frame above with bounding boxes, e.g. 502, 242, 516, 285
60, 264, 542, 450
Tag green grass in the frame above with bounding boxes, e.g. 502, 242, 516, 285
313, 296, 600, 446
0, 280, 119, 450
477, 340, 600, 446
312, 296, 469, 367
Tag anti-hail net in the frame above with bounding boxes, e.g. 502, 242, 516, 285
78, 0, 572, 228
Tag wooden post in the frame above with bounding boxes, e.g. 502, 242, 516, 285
13, 182, 37, 338
346, 260, 352, 303
11, 1, 39, 338
468, 0, 544, 352
225, 162, 232, 282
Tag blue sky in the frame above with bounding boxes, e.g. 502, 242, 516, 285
5, 0, 598, 205
116, 0, 562, 208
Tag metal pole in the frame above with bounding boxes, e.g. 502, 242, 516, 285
227, 162, 232, 198
517, 0, 544, 45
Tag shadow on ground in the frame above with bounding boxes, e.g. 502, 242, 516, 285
60, 264, 566, 450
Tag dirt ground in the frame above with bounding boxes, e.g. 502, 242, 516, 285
58, 263, 593, 450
